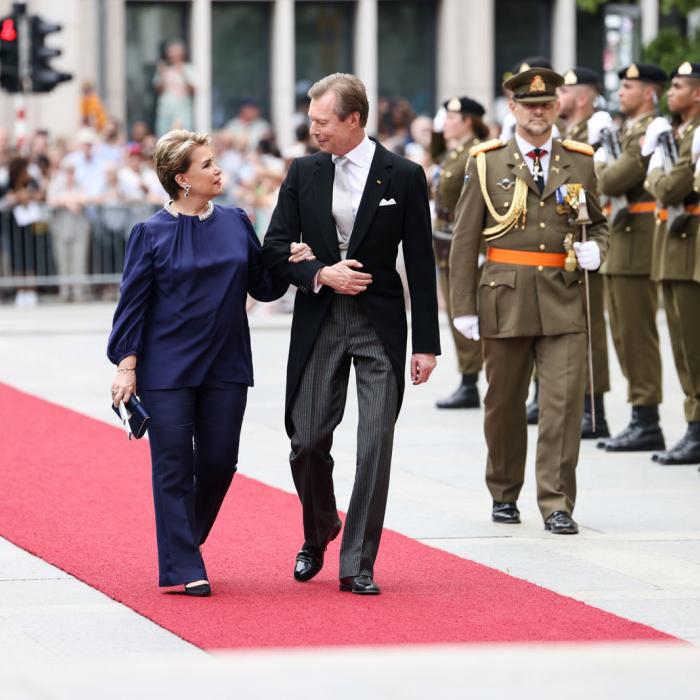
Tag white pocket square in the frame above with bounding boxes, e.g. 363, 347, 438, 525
379, 198, 397, 206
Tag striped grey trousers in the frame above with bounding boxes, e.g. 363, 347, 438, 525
290, 295, 399, 578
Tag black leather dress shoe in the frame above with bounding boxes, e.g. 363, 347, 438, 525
293, 519, 342, 582
544, 511, 579, 534
492, 501, 521, 524
526, 379, 539, 425
581, 394, 610, 439
436, 374, 480, 409
601, 405, 665, 452
652, 422, 700, 465
339, 575, 380, 595
184, 581, 211, 597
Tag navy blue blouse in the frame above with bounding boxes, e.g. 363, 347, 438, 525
107, 204, 287, 389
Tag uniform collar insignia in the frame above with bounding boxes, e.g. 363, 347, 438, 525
497, 178, 514, 190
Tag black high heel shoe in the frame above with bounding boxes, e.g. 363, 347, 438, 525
184, 580, 211, 597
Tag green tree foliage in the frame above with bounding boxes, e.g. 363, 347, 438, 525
577, 0, 700, 14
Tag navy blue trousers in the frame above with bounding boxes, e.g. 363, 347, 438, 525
141, 384, 248, 587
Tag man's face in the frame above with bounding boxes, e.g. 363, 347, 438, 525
667, 77, 700, 114
510, 99, 559, 138
308, 91, 360, 155
618, 79, 645, 115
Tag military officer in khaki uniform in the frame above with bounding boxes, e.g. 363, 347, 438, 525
449, 68, 609, 534
558, 67, 611, 439
431, 96, 490, 408
644, 61, 700, 465
595, 63, 668, 453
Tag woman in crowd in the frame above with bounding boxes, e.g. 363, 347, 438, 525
107, 129, 313, 595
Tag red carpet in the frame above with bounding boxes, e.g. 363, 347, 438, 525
0, 382, 675, 649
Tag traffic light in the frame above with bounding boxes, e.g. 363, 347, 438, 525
29, 14, 71, 92
0, 13, 20, 92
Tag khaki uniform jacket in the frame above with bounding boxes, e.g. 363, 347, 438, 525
646, 116, 700, 282
449, 137, 609, 338
597, 113, 656, 275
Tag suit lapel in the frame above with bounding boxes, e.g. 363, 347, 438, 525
347, 141, 391, 258
506, 139, 540, 198
541, 140, 571, 200
313, 155, 341, 262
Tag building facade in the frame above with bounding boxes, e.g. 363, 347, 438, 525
0, 0, 663, 148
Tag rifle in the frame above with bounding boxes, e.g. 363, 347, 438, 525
599, 126, 629, 226
658, 130, 686, 234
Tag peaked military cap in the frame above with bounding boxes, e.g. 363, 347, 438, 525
443, 96, 486, 117
563, 67, 602, 89
671, 61, 700, 79
617, 63, 667, 84
504, 67, 564, 103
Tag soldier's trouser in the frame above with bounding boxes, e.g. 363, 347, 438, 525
483, 333, 586, 518
662, 280, 700, 422
438, 265, 482, 375
606, 274, 662, 406
587, 272, 610, 394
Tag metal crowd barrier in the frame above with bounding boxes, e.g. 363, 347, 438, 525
0, 203, 160, 290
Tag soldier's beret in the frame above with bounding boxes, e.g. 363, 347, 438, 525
443, 96, 486, 117
617, 63, 667, 84
671, 61, 700, 79
563, 67, 602, 89
503, 67, 564, 103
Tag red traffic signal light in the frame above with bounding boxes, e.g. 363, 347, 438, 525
0, 17, 17, 41
0, 14, 20, 92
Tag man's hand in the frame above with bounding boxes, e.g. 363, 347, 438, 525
641, 116, 672, 157
587, 111, 614, 146
573, 241, 601, 271
318, 260, 372, 295
411, 353, 436, 385
453, 315, 480, 340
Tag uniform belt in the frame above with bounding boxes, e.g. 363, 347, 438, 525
602, 201, 656, 216
487, 247, 566, 268
656, 205, 700, 221
435, 206, 454, 222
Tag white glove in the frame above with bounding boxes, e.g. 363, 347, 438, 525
500, 112, 516, 141
573, 241, 601, 271
647, 147, 663, 174
593, 147, 608, 166
433, 106, 447, 133
587, 111, 614, 146
641, 117, 672, 157
694, 157, 700, 177
692, 127, 700, 163
477, 253, 486, 268
453, 315, 480, 340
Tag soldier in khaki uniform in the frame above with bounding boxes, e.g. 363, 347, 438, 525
644, 61, 700, 465
595, 63, 668, 453
449, 68, 609, 534
558, 67, 611, 439
431, 97, 490, 408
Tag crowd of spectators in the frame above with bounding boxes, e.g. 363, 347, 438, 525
0, 92, 496, 307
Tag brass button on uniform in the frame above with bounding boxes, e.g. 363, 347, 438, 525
624, 226, 631, 232
539, 201, 545, 208
537, 265, 544, 272
489, 281, 496, 287
681, 232, 688, 239
539, 222, 546, 229
503, 201, 509, 206
539, 243, 546, 250
445, 171, 453, 178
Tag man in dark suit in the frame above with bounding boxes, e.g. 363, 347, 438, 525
262, 73, 440, 595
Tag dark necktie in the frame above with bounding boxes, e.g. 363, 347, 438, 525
527, 148, 547, 193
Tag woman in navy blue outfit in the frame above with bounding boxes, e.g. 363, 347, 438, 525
107, 130, 312, 595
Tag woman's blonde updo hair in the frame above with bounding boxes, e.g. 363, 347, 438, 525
153, 129, 211, 199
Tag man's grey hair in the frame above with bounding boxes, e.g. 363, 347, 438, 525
308, 73, 369, 128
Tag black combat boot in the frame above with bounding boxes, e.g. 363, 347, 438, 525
581, 393, 610, 439
526, 378, 539, 425
601, 405, 665, 452
652, 421, 700, 465
436, 373, 480, 409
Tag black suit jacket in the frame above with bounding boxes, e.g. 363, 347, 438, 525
262, 139, 441, 437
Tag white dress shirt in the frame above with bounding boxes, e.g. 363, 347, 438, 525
515, 132, 553, 185
313, 134, 376, 292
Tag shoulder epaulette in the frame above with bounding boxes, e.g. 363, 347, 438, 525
469, 139, 506, 157
561, 139, 594, 156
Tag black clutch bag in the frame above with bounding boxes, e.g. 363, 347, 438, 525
112, 395, 150, 439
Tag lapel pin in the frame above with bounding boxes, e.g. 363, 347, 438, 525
555, 154, 560, 162
376, 179, 382, 184
552, 166, 560, 174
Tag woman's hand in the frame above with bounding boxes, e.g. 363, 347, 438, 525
289, 241, 316, 264
111, 356, 137, 407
